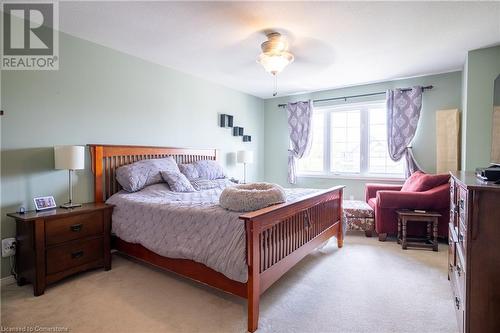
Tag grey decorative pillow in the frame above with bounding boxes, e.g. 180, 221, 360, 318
193, 160, 226, 180
190, 179, 217, 191
116, 157, 179, 192
190, 178, 231, 191
160, 171, 196, 192
178, 163, 199, 180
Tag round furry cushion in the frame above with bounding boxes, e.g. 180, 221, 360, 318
219, 182, 286, 212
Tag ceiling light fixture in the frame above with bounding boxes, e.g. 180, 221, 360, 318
257, 32, 294, 96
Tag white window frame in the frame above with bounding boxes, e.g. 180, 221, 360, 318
297, 100, 405, 181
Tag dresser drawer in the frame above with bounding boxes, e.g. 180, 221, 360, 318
451, 268, 465, 333
448, 228, 456, 275
450, 180, 457, 226
46, 237, 103, 275
46, 211, 103, 246
458, 222, 467, 254
455, 253, 466, 298
458, 186, 467, 225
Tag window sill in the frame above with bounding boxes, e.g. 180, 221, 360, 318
297, 173, 405, 182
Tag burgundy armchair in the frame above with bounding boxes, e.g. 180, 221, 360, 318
365, 172, 450, 241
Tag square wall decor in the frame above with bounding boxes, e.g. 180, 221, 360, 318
233, 126, 244, 136
220, 114, 251, 142
219, 114, 234, 128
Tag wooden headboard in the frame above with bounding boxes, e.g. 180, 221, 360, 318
88, 144, 218, 203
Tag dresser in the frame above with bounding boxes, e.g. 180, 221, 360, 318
449, 171, 500, 333
7, 203, 114, 296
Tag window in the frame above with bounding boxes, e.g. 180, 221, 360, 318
297, 101, 404, 179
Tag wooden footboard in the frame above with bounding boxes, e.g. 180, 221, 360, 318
89, 144, 343, 332
240, 186, 343, 332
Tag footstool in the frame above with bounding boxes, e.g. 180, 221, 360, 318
343, 200, 375, 237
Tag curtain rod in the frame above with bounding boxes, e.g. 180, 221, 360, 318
277, 85, 433, 108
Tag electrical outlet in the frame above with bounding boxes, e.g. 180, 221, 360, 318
2, 238, 16, 257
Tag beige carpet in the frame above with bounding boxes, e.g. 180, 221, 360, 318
1, 234, 458, 333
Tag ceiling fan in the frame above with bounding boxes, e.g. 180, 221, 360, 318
254, 30, 335, 97
257, 32, 294, 96
218, 29, 334, 97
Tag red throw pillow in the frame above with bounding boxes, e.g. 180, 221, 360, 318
401, 171, 450, 192
401, 171, 425, 192
420, 173, 450, 190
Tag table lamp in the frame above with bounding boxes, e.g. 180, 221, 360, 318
54, 145, 85, 208
237, 150, 253, 184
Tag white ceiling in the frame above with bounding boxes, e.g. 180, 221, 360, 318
59, 1, 500, 99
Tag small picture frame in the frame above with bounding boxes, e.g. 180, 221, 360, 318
34, 196, 57, 211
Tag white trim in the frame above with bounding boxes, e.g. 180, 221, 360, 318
313, 99, 385, 111
297, 173, 404, 182
1, 275, 16, 287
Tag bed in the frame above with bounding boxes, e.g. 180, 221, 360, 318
89, 144, 344, 332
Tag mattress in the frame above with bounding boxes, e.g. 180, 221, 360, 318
106, 181, 318, 283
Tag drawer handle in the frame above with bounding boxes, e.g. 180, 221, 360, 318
456, 265, 462, 277
455, 296, 460, 310
71, 250, 84, 259
70, 224, 83, 232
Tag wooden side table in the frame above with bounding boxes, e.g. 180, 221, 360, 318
396, 210, 441, 251
7, 203, 114, 296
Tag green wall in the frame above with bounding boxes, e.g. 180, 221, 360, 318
263, 72, 462, 199
0, 32, 264, 277
3, 31, 495, 280
462, 45, 500, 170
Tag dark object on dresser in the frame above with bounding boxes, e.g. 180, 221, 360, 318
7, 203, 114, 296
475, 165, 500, 181
396, 210, 440, 251
449, 171, 500, 333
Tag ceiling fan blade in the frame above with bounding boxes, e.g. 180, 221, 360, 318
291, 36, 335, 66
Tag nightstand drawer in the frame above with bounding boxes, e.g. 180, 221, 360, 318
46, 211, 103, 246
46, 237, 103, 274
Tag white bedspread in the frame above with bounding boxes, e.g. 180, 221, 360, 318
106, 182, 318, 283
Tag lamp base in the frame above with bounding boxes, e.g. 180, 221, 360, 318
60, 202, 82, 209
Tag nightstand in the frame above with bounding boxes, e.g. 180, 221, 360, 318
7, 203, 114, 296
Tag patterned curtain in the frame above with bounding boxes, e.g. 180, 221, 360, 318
387, 86, 423, 178
286, 100, 313, 184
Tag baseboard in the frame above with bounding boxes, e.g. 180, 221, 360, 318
1, 275, 16, 287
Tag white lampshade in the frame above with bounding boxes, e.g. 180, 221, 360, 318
54, 145, 85, 170
237, 150, 254, 164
